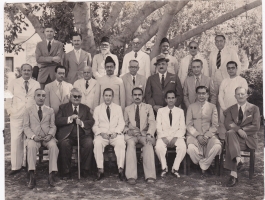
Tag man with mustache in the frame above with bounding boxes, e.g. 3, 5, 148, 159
92, 36, 119, 80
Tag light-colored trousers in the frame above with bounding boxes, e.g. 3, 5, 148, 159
10, 117, 25, 170
125, 135, 156, 180
93, 135, 126, 169
27, 138, 59, 174
155, 137, 187, 172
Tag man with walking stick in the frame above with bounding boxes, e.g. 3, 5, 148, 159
56, 88, 95, 180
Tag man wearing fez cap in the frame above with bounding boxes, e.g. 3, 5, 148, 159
94, 56, 125, 110
92, 36, 119, 80
151, 37, 179, 75
145, 54, 183, 114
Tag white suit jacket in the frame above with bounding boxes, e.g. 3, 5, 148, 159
156, 106, 186, 139
121, 50, 151, 78
73, 78, 97, 112
6, 77, 40, 118
93, 103, 125, 136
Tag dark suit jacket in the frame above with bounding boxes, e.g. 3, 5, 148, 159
145, 72, 183, 107
55, 102, 95, 143
224, 102, 260, 149
35, 40, 64, 83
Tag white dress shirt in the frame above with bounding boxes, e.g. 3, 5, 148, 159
158, 71, 167, 83
67, 104, 84, 127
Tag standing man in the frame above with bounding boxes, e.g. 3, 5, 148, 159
150, 37, 179, 75
155, 90, 186, 178
44, 66, 73, 115
94, 56, 125, 110
183, 59, 215, 109
186, 86, 221, 176
218, 61, 248, 123
35, 24, 64, 89
56, 88, 95, 179
224, 87, 260, 187
121, 37, 151, 79
73, 66, 97, 113
145, 54, 183, 114
64, 33, 92, 84
178, 41, 209, 87
93, 88, 126, 181
6, 63, 40, 175
23, 89, 58, 188
92, 36, 119, 79
121, 60, 146, 107
124, 87, 156, 184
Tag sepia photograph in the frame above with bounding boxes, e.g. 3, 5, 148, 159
3, 0, 263, 199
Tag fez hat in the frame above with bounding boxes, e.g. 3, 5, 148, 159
101, 36, 110, 43
154, 54, 169, 65
105, 56, 115, 65
160, 37, 170, 45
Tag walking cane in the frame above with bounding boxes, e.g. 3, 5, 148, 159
77, 119, 81, 180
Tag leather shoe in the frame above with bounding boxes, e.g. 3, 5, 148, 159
28, 171, 36, 189
61, 172, 71, 180
94, 172, 104, 181
201, 169, 209, 178
81, 170, 90, 178
172, 169, 180, 178
237, 161, 244, 171
118, 169, 124, 181
160, 169, 167, 177
48, 172, 55, 187
226, 176, 238, 187
127, 178, 136, 185
146, 178, 155, 183
9, 169, 21, 176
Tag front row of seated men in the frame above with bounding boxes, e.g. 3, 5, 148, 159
23, 84, 260, 189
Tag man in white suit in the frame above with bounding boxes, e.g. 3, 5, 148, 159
64, 33, 92, 84
44, 66, 73, 114
6, 63, 40, 175
23, 89, 58, 189
155, 90, 186, 178
178, 41, 209, 87
73, 66, 97, 113
93, 88, 126, 181
121, 60, 146, 107
124, 87, 156, 185
121, 37, 151, 79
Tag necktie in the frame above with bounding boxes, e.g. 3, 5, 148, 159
161, 74, 165, 88
38, 106, 43, 121
135, 105, 140, 129
195, 77, 200, 88
106, 106, 110, 121
73, 106, 78, 124
216, 50, 221, 69
86, 80, 89, 89
59, 82, 63, 99
188, 56, 194, 76
48, 41, 51, 52
238, 106, 243, 125
24, 81, 28, 93
169, 110, 172, 126
134, 52, 137, 58
133, 76, 135, 85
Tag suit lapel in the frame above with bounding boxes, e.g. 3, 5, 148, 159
102, 104, 109, 122
126, 74, 134, 87
32, 106, 40, 122
78, 50, 85, 65
78, 104, 84, 119
86, 79, 96, 94
70, 50, 78, 64
231, 105, 239, 123
41, 106, 49, 122
154, 74, 162, 90
52, 81, 62, 101
139, 104, 147, 130
242, 102, 251, 123
164, 72, 172, 87
49, 40, 57, 55
135, 74, 141, 87
130, 104, 136, 127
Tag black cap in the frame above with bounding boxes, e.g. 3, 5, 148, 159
105, 56, 115, 66
101, 36, 110, 44
160, 37, 170, 45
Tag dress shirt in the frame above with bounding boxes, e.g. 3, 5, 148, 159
194, 75, 201, 85
67, 104, 84, 127
158, 71, 167, 83
74, 49, 81, 61
31, 105, 45, 139
131, 75, 136, 82
237, 103, 247, 114
55, 80, 63, 87
46, 39, 54, 46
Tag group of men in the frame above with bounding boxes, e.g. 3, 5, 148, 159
6, 25, 260, 189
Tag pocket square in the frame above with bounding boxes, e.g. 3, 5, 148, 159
170, 81, 175, 83
247, 115, 252, 118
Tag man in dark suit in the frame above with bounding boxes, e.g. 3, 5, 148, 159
35, 24, 64, 89
56, 88, 95, 179
145, 54, 183, 114
224, 87, 260, 187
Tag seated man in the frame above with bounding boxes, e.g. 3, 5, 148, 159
224, 87, 260, 187
124, 87, 156, 185
23, 89, 58, 189
93, 88, 126, 181
155, 90, 186, 178
56, 88, 95, 179
186, 86, 221, 176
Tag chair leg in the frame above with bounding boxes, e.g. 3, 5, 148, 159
39, 148, 43, 164
249, 150, 255, 179
219, 146, 225, 176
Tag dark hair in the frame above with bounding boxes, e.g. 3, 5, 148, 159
44, 24, 55, 30
72, 32, 82, 40
132, 87, 143, 95
129, 60, 139, 66
226, 61, 238, 68
103, 88, 114, 96
235, 86, 248, 94
34, 88, 44, 93
191, 59, 203, 67
196, 86, 209, 93
215, 34, 226, 40
55, 65, 66, 73
21, 63, 33, 70
165, 90, 176, 98
188, 41, 198, 47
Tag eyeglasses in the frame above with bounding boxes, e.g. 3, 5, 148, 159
129, 66, 139, 68
73, 95, 82, 99
227, 67, 236, 70
190, 46, 197, 49
197, 92, 207, 95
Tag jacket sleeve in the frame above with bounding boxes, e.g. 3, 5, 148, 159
224, 107, 240, 132
55, 105, 69, 127
82, 106, 95, 131
175, 75, 183, 107
205, 105, 218, 138
35, 43, 54, 65
175, 109, 186, 138
186, 105, 200, 138
218, 81, 226, 111
44, 84, 51, 107
23, 109, 35, 138
242, 106, 260, 135
48, 109, 57, 137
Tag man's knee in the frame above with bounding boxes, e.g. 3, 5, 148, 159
27, 140, 38, 151
82, 137, 94, 149
187, 144, 197, 155
115, 140, 126, 150
59, 139, 71, 150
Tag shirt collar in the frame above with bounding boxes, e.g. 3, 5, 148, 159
74, 48, 81, 53
134, 103, 142, 109
47, 39, 54, 45
55, 80, 63, 86
158, 71, 167, 79
36, 105, 44, 110
194, 75, 201, 80
72, 104, 79, 110
166, 106, 175, 111
131, 74, 137, 79
104, 103, 113, 109
237, 103, 247, 113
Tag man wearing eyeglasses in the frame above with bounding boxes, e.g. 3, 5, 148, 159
121, 60, 146, 107
186, 86, 221, 177
92, 36, 119, 80
178, 41, 209, 87
44, 65, 73, 115
121, 37, 151, 79
218, 61, 248, 123
73, 66, 97, 113
56, 88, 95, 179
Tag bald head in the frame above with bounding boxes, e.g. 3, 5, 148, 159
83, 66, 93, 80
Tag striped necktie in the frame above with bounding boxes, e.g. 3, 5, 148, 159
216, 50, 221, 69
